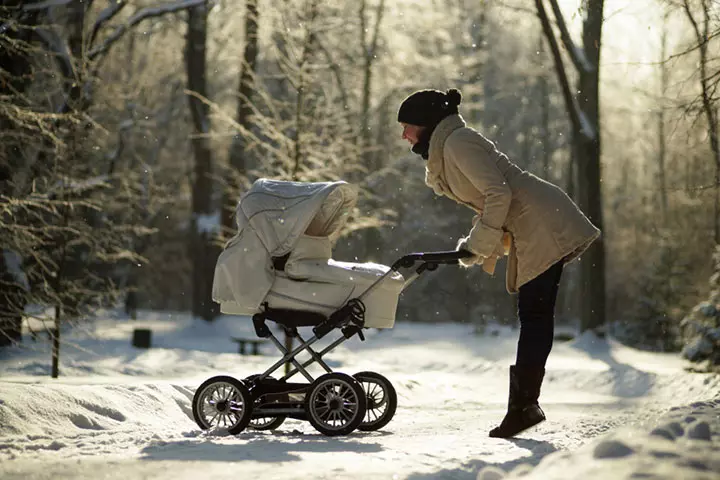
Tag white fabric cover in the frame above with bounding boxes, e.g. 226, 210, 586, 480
213, 228, 274, 314
239, 179, 357, 256
220, 234, 404, 328
269, 241, 404, 329
213, 179, 357, 314
284, 235, 332, 274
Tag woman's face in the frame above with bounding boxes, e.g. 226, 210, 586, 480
400, 123, 425, 145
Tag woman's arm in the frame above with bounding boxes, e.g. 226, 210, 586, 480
445, 132, 511, 258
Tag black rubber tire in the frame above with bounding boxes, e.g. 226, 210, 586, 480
192, 375, 253, 435
249, 415, 286, 431
244, 375, 287, 431
354, 371, 398, 431
305, 372, 367, 436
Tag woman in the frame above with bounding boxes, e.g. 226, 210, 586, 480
398, 88, 600, 438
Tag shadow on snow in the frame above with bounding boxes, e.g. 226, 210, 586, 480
406, 437, 559, 479
139, 432, 385, 463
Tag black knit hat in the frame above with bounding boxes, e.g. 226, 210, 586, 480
397, 88, 462, 127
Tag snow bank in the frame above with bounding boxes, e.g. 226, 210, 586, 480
0, 382, 196, 459
478, 397, 720, 480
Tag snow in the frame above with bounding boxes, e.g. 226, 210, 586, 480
195, 211, 220, 234
1, 312, 718, 480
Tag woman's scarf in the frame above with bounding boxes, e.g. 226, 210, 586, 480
424, 114, 466, 197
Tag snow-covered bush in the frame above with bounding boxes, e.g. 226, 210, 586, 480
608, 244, 687, 352
680, 245, 720, 366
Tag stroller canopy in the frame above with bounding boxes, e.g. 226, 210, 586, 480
213, 178, 358, 313
237, 178, 358, 256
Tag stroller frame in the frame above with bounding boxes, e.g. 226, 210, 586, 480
192, 250, 472, 436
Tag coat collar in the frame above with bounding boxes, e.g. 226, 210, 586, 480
425, 114, 466, 196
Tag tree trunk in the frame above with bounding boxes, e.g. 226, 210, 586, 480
359, 0, 385, 172
683, 0, 720, 243
185, 1, 219, 321
537, 34, 552, 178
222, 0, 260, 234
537, 0, 606, 331
291, 0, 318, 180
65, 0, 87, 109
469, 7, 488, 125
657, 10, 670, 223
577, 0, 606, 332
359, 0, 386, 262
51, 305, 61, 378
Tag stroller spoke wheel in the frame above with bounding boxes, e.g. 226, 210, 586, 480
305, 373, 366, 436
192, 376, 253, 435
353, 371, 398, 431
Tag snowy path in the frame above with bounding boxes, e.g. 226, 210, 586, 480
0, 316, 718, 479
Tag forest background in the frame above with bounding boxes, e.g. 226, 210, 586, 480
1, 0, 719, 373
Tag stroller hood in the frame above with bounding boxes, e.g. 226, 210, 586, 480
213, 178, 357, 314
238, 178, 357, 256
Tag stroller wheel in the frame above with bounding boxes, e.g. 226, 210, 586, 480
192, 375, 253, 435
244, 375, 287, 431
305, 373, 367, 436
353, 371, 398, 431
249, 415, 286, 431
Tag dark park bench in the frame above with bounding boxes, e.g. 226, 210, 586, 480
231, 337, 267, 355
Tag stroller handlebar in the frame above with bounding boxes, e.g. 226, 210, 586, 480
391, 250, 474, 270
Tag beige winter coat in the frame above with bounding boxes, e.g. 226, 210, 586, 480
425, 114, 600, 293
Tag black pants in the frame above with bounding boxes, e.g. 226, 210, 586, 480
516, 260, 564, 368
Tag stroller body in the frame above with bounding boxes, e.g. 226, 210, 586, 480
212, 178, 403, 328
192, 179, 469, 436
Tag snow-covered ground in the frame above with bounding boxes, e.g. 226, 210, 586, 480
0, 312, 718, 480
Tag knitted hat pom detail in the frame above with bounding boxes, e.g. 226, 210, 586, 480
445, 88, 462, 108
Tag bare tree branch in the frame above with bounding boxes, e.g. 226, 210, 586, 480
548, 0, 594, 73
89, 0, 127, 48
682, 0, 720, 242
88, 0, 206, 61
316, 37, 349, 110
536, 0, 592, 142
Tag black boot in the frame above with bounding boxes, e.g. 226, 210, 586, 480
489, 365, 546, 438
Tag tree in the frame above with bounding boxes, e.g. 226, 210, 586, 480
185, 0, 220, 321
0, 1, 38, 347
657, 9, 671, 223
681, 245, 720, 367
681, 0, 720, 243
358, 0, 386, 172
0, 1, 210, 379
221, 0, 259, 236
536, 0, 607, 331
358, 0, 386, 261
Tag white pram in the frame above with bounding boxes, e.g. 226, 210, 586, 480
192, 179, 471, 436
211, 178, 404, 328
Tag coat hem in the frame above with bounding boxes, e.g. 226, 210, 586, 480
506, 229, 600, 294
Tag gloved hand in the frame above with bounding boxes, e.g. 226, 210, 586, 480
456, 236, 483, 268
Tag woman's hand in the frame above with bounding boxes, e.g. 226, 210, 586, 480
456, 236, 484, 268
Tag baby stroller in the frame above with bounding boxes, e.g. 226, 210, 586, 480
192, 179, 471, 436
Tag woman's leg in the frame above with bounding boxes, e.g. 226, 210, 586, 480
489, 260, 563, 438
516, 260, 564, 367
